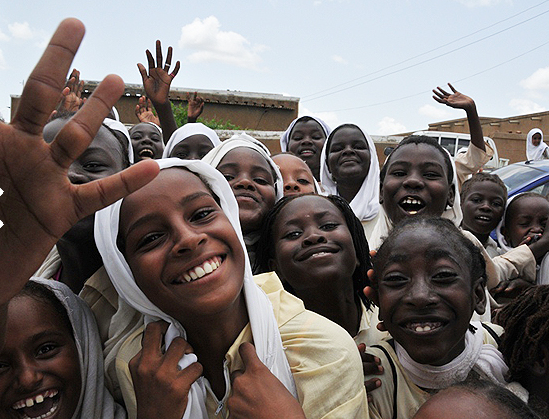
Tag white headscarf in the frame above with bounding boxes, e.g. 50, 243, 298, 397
319, 124, 380, 221
27, 277, 126, 419
202, 133, 284, 201
94, 159, 297, 419
369, 142, 462, 250
526, 128, 548, 161
102, 118, 135, 165
279, 116, 332, 152
163, 123, 221, 158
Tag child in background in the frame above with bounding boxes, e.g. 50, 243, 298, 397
162, 122, 221, 160
320, 123, 380, 240
280, 116, 331, 181
526, 128, 549, 161
365, 217, 508, 419
129, 122, 164, 162
272, 153, 318, 196
460, 173, 507, 257
495, 285, 549, 417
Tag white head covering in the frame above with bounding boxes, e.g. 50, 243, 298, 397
202, 133, 284, 201
279, 116, 332, 152
162, 123, 221, 158
319, 124, 380, 221
526, 128, 548, 161
102, 118, 134, 165
95, 159, 297, 418
369, 141, 462, 250
26, 277, 126, 419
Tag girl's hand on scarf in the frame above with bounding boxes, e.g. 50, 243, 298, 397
227, 342, 305, 419
357, 343, 383, 401
0, 18, 159, 308
131, 321, 203, 419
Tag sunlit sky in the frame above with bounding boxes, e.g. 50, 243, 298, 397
2, 0, 549, 135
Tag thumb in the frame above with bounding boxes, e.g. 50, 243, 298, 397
239, 342, 262, 371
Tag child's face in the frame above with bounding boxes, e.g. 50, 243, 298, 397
119, 169, 246, 322
533, 133, 542, 147
504, 196, 549, 247
272, 154, 315, 196
169, 134, 214, 160
381, 143, 453, 225
461, 182, 505, 236
287, 120, 326, 173
327, 127, 371, 183
0, 296, 81, 419
130, 123, 163, 162
375, 227, 484, 366
270, 195, 358, 292
217, 148, 277, 234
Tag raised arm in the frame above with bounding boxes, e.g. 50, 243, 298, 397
186, 92, 204, 123
433, 83, 485, 152
0, 18, 159, 307
137, 40, 180, 142
135, 96, 160, 125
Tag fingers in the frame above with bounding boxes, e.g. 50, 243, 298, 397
12, 18, 85, 135
50, 74, 124, 169
448, 82, 457, 93
156, 40, 163, 68
137, 63, 148, 83
145, 49, 155, 72
164, 46, 173, 71
365, 378, 382, 401
170, 61, 180, 79
238, 342, 262, 372
140, 320, 170, 359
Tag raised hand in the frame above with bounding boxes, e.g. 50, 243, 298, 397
186, 92, 204, 123
59, 68, 85, 112
0, 18, 159, 307
432, 83, 475, 112
135, 96, 160, 125
130, 321, 203, 419
227, 343, 305, 419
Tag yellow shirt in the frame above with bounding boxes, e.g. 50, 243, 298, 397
115, 272, 369, 419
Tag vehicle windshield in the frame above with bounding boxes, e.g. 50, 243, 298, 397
492, 164, 542, 192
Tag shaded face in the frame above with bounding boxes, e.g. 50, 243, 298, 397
217, 148, 277, 235
461, 182, 506, 236
169, 134, 214, 160
504, 196, 549, 247
0, 296, 81, 419
532, 133, 542, 147
413, 388, 505, 419
130, 123, 163, 162
381, 144, 453, 225
375, 227, 483, 366
272, 154, 315, 196
120, 169, 246, 322
270, 196, 358, 292
287, 120, 326, 175
327, 127, 371, 185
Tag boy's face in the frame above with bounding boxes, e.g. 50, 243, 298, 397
461, 181, 506, 236
374, 227, 485, 366
504, 196, 549, 247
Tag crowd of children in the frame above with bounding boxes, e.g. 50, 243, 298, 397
2, 17, 549, 419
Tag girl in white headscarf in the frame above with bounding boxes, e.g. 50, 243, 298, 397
94, 158, 368, 418
320, 123, 380, 240
163, 122, 221, 160
0, 277, 126, 419
526, 128, 548, 161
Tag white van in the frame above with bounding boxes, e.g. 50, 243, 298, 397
412, 131, 503, 170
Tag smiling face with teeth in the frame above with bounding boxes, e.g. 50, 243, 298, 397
130, 123, 164, 162
373, 221, 486, 366
288, 118, 327, 179
119, 168, 247, 325
0, 296, 81, 419
461, 181, 506, 239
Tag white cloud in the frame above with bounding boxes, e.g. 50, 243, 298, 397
0, 49, 6, 70
178, 16, 266, 70
454, 0, 510, 7
331, 55, 348, 65
0, 30, 9, 42
520, 67, 549, 91
8, 22, 33, 40
418, 104, 451, 120
377, 117, 407, 135
298, 106, 340, 129
509, 98, 546, 114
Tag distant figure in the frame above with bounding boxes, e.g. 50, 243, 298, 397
526, 128, 549, 160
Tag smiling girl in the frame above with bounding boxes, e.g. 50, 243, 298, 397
94, 159, 368, 418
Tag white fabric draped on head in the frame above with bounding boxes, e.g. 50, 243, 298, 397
102, 118, 135, 165
279, 116, 332, 152
526, 128, 548, 161
162, 123, 220, 158
28, 277, 126, 419
319, 124, 380, 221
94, 158, 297, 419
202, 132, 284, 201
369, 142, 462, 250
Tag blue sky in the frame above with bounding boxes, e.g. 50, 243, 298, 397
2, 0, 549, 135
